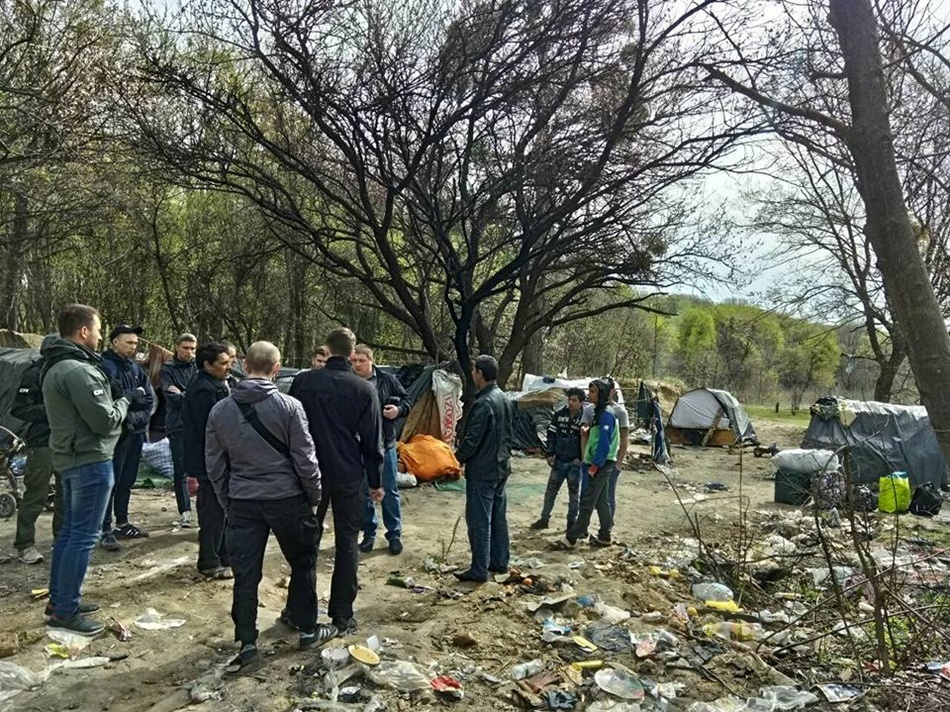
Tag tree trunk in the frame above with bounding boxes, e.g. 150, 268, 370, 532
2, 192, 28, 331
829, 0, 950, 459
872, 335, 907, 403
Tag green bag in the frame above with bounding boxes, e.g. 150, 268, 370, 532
879, 472, 911, 513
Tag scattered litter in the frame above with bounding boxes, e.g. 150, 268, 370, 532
29, 588, 49, 601
703, 622, 763, 642
705, 600, 741, 613
585, 622, 632, 653
593, 601, 631, 624
691, 582, 733, 602
0, 661, 47, 694
395, 472, 417, 488
594, 668, 645, 701
572, 635, 598, 652
107, 618, 132, 642
365, 660, 431, 692
705, 482, 728, 492
347, 645, 380, 666
815, 683, 863, 702
543, 689, 577, 709
322, 647, 350, 669
430, 675, 463, 700
510, 659, 544, 680
641, 611, 665, 623
760, 685, 819, 709
46, 630, 92, 659
190, 667, 225, 703
133, 607, 186, 630
130, 556, 191, 583
54, 656, 111, 670
586, 702, 642, 712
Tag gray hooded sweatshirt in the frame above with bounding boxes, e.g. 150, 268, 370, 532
205, 378, 321, 512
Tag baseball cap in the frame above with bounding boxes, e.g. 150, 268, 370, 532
109, 324, 144, 342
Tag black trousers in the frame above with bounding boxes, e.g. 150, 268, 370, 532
197, 480, 229, 571
315, 478, 363, 621
226, 495, 317, 644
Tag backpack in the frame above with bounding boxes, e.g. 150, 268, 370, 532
909, 483, 943, 517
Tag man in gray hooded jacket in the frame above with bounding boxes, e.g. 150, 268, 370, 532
205, 341, 334, 670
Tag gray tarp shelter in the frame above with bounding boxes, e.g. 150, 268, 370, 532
667, 387, 757, 443
801, 397, 947, 488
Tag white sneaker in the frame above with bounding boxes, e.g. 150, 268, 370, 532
178, 511, 192, 528
18, 547, 44, 565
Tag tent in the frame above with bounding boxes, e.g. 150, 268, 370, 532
801, 397, 946, 488
666, 387, 757, 446
508, 388, 566, 452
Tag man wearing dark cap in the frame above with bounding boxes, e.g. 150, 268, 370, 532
160, 333, 198, 527
99, 324, 155, 550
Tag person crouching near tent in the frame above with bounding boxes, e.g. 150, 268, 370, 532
454, 355, 516, 583
205, 341, 336, 671
553, 379, 618, 550
530, 387, 585, 535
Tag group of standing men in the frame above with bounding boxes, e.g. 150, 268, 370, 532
16, 300, 614, 669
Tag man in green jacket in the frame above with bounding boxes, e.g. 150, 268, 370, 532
42, 304, 130, 636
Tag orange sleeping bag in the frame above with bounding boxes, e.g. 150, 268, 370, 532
396, 434, 461, 482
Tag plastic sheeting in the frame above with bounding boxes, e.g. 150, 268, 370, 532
801, 397, 947, 488
667, 387, 756, 442
521, 373, 624, 404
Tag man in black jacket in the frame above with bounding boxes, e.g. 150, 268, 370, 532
290, 327, 384, 634
10, 334, 61, 564
206, 341, 336, 670
181, 342, 233, 578
351, 344, 413, 555
160, 333, 198, 527
454, 355, 516, 583
99, 324, 155, 550
530, 387, 585, 534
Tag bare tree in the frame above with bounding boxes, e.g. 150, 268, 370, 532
125, 0, 749, 390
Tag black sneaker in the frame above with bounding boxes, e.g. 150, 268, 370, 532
44, 600, 101, 622
299, 623, 338, 649
278, 608, 300, 631
100, 532, 121, 551
226, 643, 260, 674
331, 617, 358, 635
589, 535, 612, 548
529, 518, 549, 530
358, 536, 375, 553
115, 523, 150, 539
388, 537, 403, 555
47, 613, 105, 638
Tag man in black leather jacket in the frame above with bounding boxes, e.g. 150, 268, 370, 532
453, 355, 516, 583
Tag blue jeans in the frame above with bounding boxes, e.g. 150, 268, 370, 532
49, 461, 114, 619
581, 462, 619, 517
539, 459, 580, 530
363, 445, 401, 541
465, 476, 509, 580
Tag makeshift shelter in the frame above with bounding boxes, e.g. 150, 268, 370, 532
508, 388, 567, 452
521, 373, 625, 403
801, 397, 947, 489
0, 346, 41, 440
666, 387, 757, 446
396, 365, 463, 444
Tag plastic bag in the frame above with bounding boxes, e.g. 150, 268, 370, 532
772, 449, 838, 474
593, 601, 631, 624
365, 660, 431, 692
133, 607, 186, 630
594, 668, 645, 701
691, 582, 733, 602
879, 473, 911, 513
0, 661, 47, 691
910, 483, 943, 517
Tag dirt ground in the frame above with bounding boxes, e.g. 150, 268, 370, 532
0, 418, 808, 712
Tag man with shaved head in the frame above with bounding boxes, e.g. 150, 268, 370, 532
206, 341, 334, 671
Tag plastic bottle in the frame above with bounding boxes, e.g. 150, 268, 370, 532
702, 621, 763, 641
691, 582, 733, 602
510, 659, 543, 680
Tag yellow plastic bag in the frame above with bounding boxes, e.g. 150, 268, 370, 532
878, 472, 911, 513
